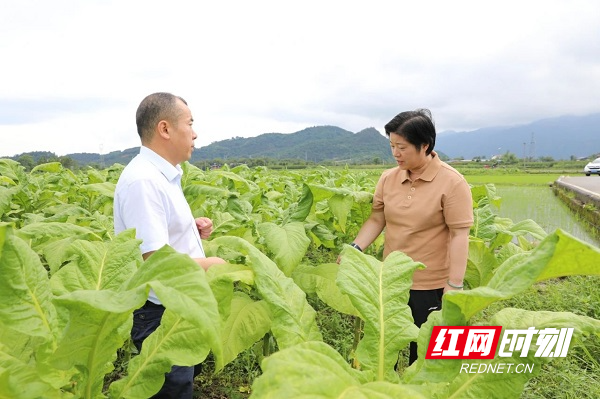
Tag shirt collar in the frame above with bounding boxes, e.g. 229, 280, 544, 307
139, 146, 183, 182
399, 150, 442, 183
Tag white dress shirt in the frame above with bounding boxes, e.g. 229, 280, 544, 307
114, 146, 205, 304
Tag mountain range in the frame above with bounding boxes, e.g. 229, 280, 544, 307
9, 113, 600, 166
435, 113, 600, 160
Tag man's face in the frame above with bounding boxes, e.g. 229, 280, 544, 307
169, 99, 197, 164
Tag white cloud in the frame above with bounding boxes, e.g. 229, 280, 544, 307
1, 0, 600, 156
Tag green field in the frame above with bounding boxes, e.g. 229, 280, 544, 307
464, 173, 564, 186
1, 160, 599, 399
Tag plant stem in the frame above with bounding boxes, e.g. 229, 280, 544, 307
352, 316, 363, 369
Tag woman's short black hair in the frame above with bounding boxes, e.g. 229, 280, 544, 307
384, 108, 436, 155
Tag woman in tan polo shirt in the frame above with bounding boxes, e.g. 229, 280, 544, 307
349, 108, 473, 365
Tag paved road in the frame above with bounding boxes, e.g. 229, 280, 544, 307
558, 176, 600, 195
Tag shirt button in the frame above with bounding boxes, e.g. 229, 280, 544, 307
411, 187, 416, 191
408, 196, 412, 199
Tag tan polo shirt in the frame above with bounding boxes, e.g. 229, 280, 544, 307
372, 151, 473, 290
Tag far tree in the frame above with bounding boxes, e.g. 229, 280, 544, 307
16, 154, 35, 171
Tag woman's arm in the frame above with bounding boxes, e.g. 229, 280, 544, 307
352, 210, 386, 250
445, 226, 470, 292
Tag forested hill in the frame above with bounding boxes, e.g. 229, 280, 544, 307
191, 126, 394, 163
9, 126, 394, 167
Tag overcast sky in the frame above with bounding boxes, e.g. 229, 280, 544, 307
2, 0, 600, 157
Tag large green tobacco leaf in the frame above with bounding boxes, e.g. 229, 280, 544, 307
16, 221, 103, 253
125, 245, 223, 357
0, 225, 57, 341
50, 230, 142, 295
82, 182, 116, 198
0, 346, 61, 399
288, 183, 313, 222
211, 236, 322, 349
30, 162, 64, 174
471, 184, 502, 209
250, 341, 427, 399
0, 159, 27, 183
404, 230, 600, 394
491, 307, 600, 338
328, 194, 354, 233
443, 229, 600, 325
470, 205, 497, 241
533, 229, 600, 280
108, 246, 223, 397
221, 293, 272, 367
226, 197, 254, 222
184, 181, 236, 201
206, 263, 255, 321
109, 310, 211, 399
292, 263, 359, 316
490, 218, 547, 250
403, 312, 541, 399
207, 264, 271, 370
338, 248, 424, 381
308, 184, 352, 203
305, 221, 337, 249
0, 186, 19, 219
257, 221, 311, 276
404, 308, 600, 398
52, 289, 142, 398
465, 239, 499, 288
212, 170, 258, 192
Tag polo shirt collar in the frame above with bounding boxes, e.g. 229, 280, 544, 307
399, 150, 441, 182
139, 146, 183, 182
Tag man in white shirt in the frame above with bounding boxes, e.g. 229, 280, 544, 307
114, 92, 225, 398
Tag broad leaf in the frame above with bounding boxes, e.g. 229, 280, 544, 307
328, 194, 354, 233
338, 247, 424, 381
443, 229, 600, 325
52, 289, 142, 398
109, 310, 211, 399
0, 225, 57, 341
251, 341, 427, 399
293, 263, 359, 316
221, 293, 272, 367
50, 230, 141, 295
125, 246, 223, 363
257, 221, 310, 276
0, 346, 60, 399
289, 183, 313, 222
211, 236, 322, 349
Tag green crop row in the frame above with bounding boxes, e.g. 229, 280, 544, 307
1, 159, 599, 398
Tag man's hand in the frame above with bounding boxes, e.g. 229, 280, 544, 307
195, 217, 214, 239
195, 256, 227, 271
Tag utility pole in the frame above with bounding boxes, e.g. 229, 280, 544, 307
523, 142, 527, 168
99, 143, 105, 169
529, 132, 536, 161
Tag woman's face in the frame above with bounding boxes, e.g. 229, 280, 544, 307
389, 133, 429, 171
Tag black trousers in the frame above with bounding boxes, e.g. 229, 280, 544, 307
408, 288, 444, 365
131, 301, 199, 399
